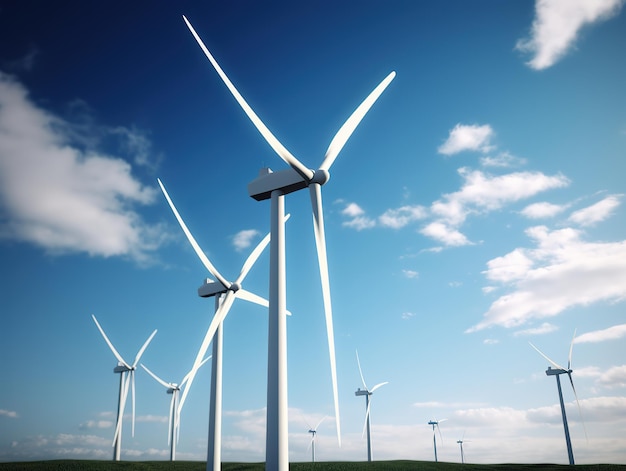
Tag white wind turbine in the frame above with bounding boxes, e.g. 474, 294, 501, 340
141, 357, 210, 461
182, 15, 395, 469
355, 350, 388, 462
529, 330, 585, 466
157, 178, 276, 471
456, 432, 469, 464
305, 416, 327, 463
428, 418, 446, 462
91, 314, 157, 461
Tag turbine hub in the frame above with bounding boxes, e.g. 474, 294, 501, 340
310, 169, 330, 186
229, 282, 241, 292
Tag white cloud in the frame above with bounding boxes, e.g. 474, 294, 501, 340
480, 151, 527, 168
420, 222, 470, 247
438, 124, 494, 155
483, 338, 500, 345
568, 194, 622, 226
521, 201, 568, 219
402, 269, 419, 279
401, 312, 416, 320
575, 324, 626, 343
467, 225, 626, 332
340, 202, 376, 230
516, 0, 626, 70
484, 248, 535, 283
378, 205, 427, 229
0, 72, 163, 263
597, 365, 626, 389
514, 322, 559, 336
232, 229, 261, 252
0, 409, 18, 419
341, 202, 365, 218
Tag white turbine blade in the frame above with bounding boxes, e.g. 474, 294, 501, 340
567, 372, 588, 440
370, 381, 389, 393
321, 71, 396, 171
182, 16, 313, 182
437, 423, 443, 444
91, 315, 130, 369
236, 288, 269, 307
362, 400, 371, 438
180, 356, 211, 387
157, 178, 231, 289
236, 231, 271, 284
356, 350, 367, 390
177, 290, 237, 413
113, 372, 131, 446
568, 328, 577, 370
132, 329, 157, 368
529, 342, 566, 371
314, 416, 327, 431
141, 364, 172, 389
309, 183, 340, 445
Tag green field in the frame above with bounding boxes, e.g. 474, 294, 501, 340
0, 461, 624, 471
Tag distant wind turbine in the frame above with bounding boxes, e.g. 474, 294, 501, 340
306, 416, 326, 463
355, 350, 388, 462
157, 178, 275, 471
457, 432, 469, 464
428, 418, 446, 462
182, 14, 395, 470
529, 330, 586, 466
141, 357, 210, 461
91, 314, 156, 461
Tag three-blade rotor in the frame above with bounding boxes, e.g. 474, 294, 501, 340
92, 314, 156, 445
183, 15, 395, 446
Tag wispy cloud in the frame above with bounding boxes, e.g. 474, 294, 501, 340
402, 269, 419, 279
521, 201, 568, 219
438, 123, 494, 155
378, 205, 427, 229
0, 409, 18, 419
516, 0, 626, 70
575, 324, 626, 343
568, 194, 622, 226
0, 72, 164, 263
514, 322, 559, 336
232, 229, 261, 252
480, 151, 527, 168
468, 225, 626, 332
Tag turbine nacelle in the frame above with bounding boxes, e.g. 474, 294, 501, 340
114, 365, 132, 373
197, 279, 240, 297
546, 366, 571, 376
355, 388, 371, 397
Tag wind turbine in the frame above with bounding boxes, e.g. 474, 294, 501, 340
529, 330, 585, 466
182, 15, 395, 470
428, 418, 446, 462
457, 432, 468, 464
157, 178, 275, 471
306, 416, 326, 463
141, 357, 210, 461
354, 350, 388, 462
91, 314, 157, 461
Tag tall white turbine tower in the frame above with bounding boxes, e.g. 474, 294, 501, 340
530, 331, 585, 466
157, 179, 274, 471
456, 433, 469, 464
428, 418, 446, 462
91, 314, 156, 461
182, 16, 395, 469
141, 358, 210, 461
354, 350, 388, 462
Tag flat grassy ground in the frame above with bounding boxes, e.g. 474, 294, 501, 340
0, 461, 625, 471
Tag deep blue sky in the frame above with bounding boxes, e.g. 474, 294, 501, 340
1, 0, 625, 464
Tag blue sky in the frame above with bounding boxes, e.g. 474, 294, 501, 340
1, 0, 625, 464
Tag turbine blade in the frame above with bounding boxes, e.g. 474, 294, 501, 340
437, 423, 443, 444
157, 178, 231, 289
362, 400, 371, 438
321, 71, 396, 171
236, 231, 271, 284
567, 372, 589, 440
356, 350, 367, 390
529, 342, 566, 371
132, 329, 157, 368
180, 356, 211, 387
141, 364, 172, 389
91, 315, 130, 369
113, 372, 131, 446
177, 291, 237, 413
314, 415, 327, 430
236, 288, 269, 307
568, 328, 577, 370
182, 16, 313, 181
309, 183, 340, 445
370, 381, 389, 393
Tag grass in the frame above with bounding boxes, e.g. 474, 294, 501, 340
0, 461, 625, 471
